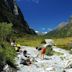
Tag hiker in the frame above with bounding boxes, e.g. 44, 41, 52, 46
11, 40, 16, 47
16, 44, 21, 48
16, 47, 21, 52
36, 47, 42, 51
20, 50, 32, 66
23, 50, 28, 57
41, 47, 46, 59
23, 50, 30, 58
20, 57, 32, 66
35, 47, 42, 57
15, 43, 21, 51
40, 41, 47, 59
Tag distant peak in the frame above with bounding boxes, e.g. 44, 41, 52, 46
56, 22, 68, 29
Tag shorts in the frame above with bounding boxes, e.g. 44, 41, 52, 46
41, 48, 46, 54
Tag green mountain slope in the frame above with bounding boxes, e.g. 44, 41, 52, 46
46, 16, 72, 38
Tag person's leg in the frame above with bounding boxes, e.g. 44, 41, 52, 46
40, 52, 42, 59
36, 51, 40, 57
41, 53, 45, 59
41, 53, 44, 59
42, 54, 44, 59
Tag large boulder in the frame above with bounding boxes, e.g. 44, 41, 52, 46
45, 39, 55, 46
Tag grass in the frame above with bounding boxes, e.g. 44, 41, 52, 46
53, 37, 72, 50
16, 35, 44, 47
16, 35, 72, 50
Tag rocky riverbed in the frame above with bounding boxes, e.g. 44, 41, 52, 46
15, 46, 72, 72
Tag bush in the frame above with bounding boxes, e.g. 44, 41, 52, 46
0, 22, 16, 62
0, 22, 17, 71
0, 22, 12, 40
0, 52, 5, 71
0, 41, 16, 62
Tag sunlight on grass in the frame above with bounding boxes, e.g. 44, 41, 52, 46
53, 37, 72, 50
16, 36, 44, 47
16, 35, 72, 50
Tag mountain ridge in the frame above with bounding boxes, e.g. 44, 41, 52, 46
0, 0, 36, 34
46, 16, 72, 38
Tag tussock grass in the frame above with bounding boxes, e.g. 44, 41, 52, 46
16, 35, 44, 47
16, 36, 72, 50
53, 37, 72, 50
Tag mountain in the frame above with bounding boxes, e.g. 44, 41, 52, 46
46, 16, 72, 38
0, 0, 36, 34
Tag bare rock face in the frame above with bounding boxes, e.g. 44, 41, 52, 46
0, 0, 36, 34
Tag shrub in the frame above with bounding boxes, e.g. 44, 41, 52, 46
0, 22, 12, 40
0, 41, 16, 63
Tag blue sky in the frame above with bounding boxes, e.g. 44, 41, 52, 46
16, 0, 72, 32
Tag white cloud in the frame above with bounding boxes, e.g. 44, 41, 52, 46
44, 32, 47, 34
48, 28, 52, 31
35, 30, 39, 33
35, 31, 47, 35
43, 32, 47, 34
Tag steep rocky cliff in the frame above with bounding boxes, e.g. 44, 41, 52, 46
0, 0, 36, 34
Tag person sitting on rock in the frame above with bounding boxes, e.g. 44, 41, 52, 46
20, 50, 32, 66
20, 57, 32, 66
